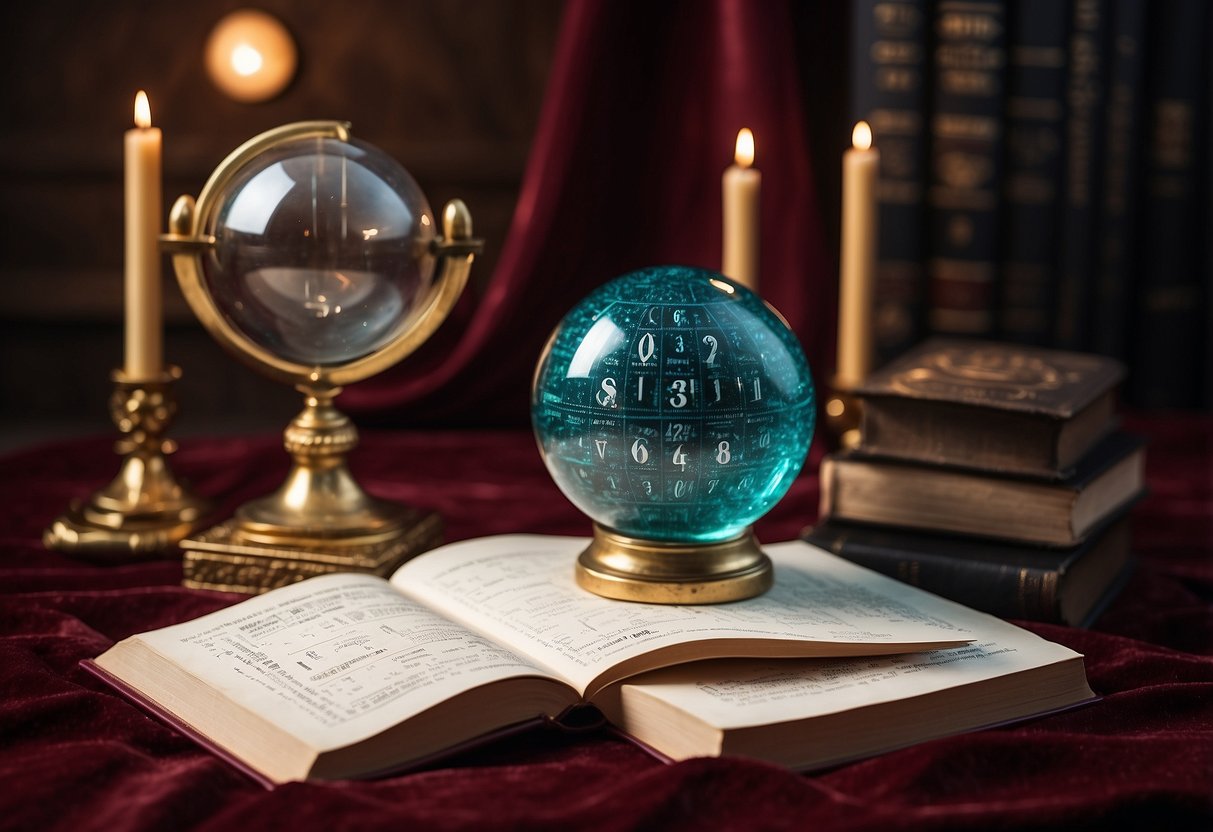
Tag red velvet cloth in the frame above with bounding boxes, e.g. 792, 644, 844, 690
1, 413, 1210, 830
341, 0, 832, 427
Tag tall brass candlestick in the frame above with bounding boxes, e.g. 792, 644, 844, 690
838, 121, 879, 388
125, 91, 163, 380
827, 121, 879, 448
44, 93, 208, 558
722, 127, 761, 292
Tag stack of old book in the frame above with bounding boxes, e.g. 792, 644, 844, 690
807, 339, 1144, 627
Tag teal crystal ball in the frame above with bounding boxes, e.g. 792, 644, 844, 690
531, 266, 816, 543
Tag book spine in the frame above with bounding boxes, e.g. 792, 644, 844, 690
998, 0, 1070, 344
850, 0, 931, 363
810, 534, 1060, 622
927, 0, 1007, 336
1130, 0, 1211, 408
1091, 0, 1148, 360
1054, 0, 1111, 350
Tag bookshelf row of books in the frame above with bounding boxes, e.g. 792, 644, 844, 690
807, 339, 1141, 627
850, 0, 1212, 408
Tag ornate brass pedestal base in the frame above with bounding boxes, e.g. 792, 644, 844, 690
576, 524, 773, 604
44, 368, 210, 561
180, 510, 442, 594
179, 386, 442, 594
45, 455, 210, 560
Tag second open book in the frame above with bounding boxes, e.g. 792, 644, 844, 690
90, 535, 1094, 785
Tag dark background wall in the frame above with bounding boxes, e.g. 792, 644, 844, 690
0, 0, 873, 451
0, 1, 1207, 452
0, 0, 566, 446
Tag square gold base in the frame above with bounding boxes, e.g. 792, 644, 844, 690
180, 509, 443, 594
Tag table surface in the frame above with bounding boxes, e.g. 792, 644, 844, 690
1, 414, 1210, 831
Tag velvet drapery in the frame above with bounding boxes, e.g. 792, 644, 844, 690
342, 0, 832, 426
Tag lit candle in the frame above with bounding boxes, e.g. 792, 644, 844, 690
124, 90, 163, 380
722, 127, 761, 291
837, 121, 879, 389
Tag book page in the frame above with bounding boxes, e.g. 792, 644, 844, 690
611, 621, 1085, 730
391, 536, 975, 696
123, 573, 561, 751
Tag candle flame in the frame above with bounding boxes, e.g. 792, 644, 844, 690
134, 91, 152, 128
734, 128, 755, 168
231, 43, 264, 77
852, 121, 872, 151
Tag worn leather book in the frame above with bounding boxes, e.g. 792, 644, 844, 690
1131, 0, 1210, 407
999, 0, 1069, 345
1092, 0, 1148, 361
1055, 0, 1111, 350
849, 0, 930, 362
856, 338, 1125, 478
926, 0, 1007, 336
85, 535, 1094, 785
803, 515, 1133, 627
819, 432, 1145, 547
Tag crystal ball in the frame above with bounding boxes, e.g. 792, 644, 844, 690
201, 135, 436, 366
532, 266, 816, 543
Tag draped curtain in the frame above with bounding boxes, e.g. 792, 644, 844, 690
343, 0, 833, 426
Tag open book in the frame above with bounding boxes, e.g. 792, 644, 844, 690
89, 535, 1094, 785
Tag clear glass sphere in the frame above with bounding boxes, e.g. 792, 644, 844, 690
532, 266, 816, 543
202, 135, 436, 366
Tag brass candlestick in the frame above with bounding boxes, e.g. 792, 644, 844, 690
824, 379, 863, 450
44, 366, 210, 560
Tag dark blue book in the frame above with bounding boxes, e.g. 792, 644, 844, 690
1131, 0, 1210, 407
804, 515, 1133, 626
1055, 0, 1111, 350
927, 0, 1007, 336
999, 0, 1070, 344
849, 0, 931, 363
1091, 0, 1148, 361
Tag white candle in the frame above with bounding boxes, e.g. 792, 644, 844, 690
837, 120, 879, 389
124, 90, 163, 381
722, 127, 761, 291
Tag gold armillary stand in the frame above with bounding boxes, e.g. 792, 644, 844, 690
162, 121, 480, 594
44, 366, 211, 558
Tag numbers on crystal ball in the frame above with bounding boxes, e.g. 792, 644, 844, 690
532, 266, 815, 544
